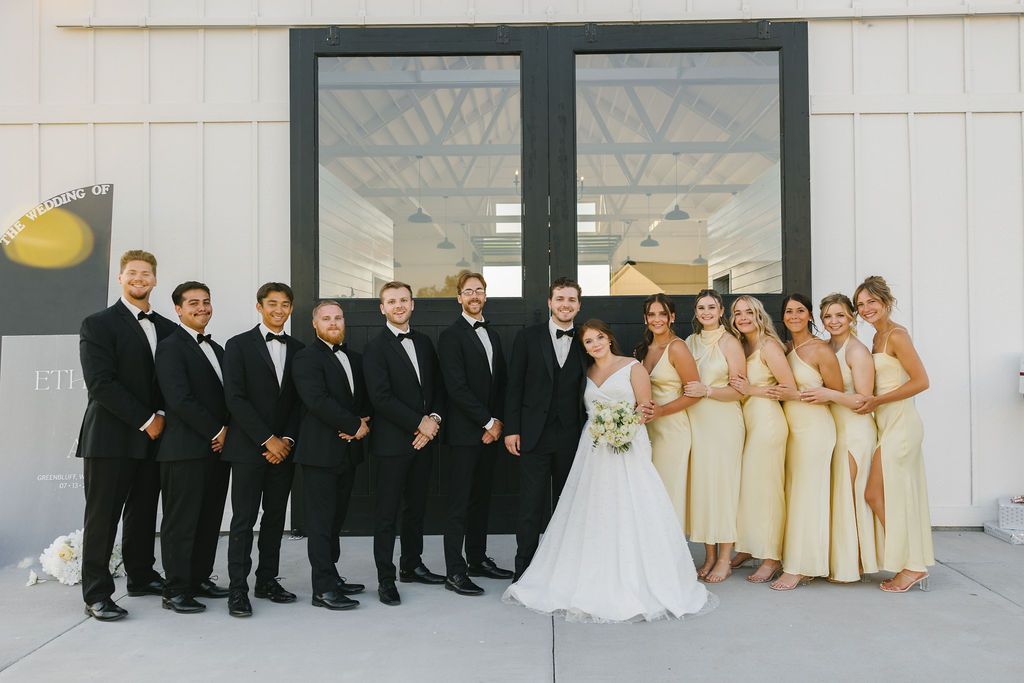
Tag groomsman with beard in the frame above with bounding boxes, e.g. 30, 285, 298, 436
363, 281, 446, 606
221, 283, 304, 617
154, 282, 231, 613
292, 300, 370, 611
77, 250, 176, 621
438, 272, 513, 596
504, 277, 588, 581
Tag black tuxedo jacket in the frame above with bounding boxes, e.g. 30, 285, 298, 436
292, 340, 369, 471
438, 317, 507, 447
221, 326, 304, 464
504, 322, 587, 452
154, 326, 228, 462
362, 328, 445, 457
76, 300, 177, 460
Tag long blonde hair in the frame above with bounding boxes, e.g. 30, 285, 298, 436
728, 295, 782, 346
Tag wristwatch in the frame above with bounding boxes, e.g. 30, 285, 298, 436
429, 413, 442, 425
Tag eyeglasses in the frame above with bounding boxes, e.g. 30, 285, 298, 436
460, 288, 486, 297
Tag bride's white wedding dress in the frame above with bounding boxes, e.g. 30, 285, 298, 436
503, 361, 716, 623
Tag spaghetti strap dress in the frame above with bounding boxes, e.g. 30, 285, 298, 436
781, 349, 836, 577
685, 328, 744, 544
735, 347, 788, 561
828, 340, 880, 581
647, 339, 692, 529
873, 343, 935, 573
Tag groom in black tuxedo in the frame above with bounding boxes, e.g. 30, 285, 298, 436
154, 281, 231, 613
438, 272, 513, 597
504, 277, 587, 580
221, 283, 304, 617
362, 281, 446, 606
77, 250, 176, 621
292, 300, 370, 611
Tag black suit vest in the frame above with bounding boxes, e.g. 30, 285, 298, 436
545, 343, 583, 431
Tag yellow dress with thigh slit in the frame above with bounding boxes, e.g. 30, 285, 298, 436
647, 339, 692, 529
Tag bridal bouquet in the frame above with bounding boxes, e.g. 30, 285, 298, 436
38, 529, 124, 586
589, 400, 643, 453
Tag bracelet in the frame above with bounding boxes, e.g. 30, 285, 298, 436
705, 385, 711, 399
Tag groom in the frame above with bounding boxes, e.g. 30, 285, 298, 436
504, 277, 587, 580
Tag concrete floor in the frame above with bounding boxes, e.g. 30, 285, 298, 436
1, 530, 1021, 682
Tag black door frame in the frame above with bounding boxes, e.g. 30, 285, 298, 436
288, 22, 809, 535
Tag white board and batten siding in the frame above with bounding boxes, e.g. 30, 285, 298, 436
1, 0, 1022, 526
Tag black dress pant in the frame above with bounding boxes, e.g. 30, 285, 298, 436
373, 449, 431, 582
81, 456, 161, 605
226, 459, 295, 592
159, 457, 230, 597
514, 427, 578, 576
444, 443, 498, 577
300, 462, 356, 594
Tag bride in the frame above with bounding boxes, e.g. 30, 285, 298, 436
503, 319, 715, 623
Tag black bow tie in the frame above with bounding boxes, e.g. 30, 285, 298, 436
556, 327, 575, 339
265, 332, 287, 343
472, 320, 488, 329
196, 333, 212, 344
331, 343, 347, 353
396, 331, 414, 342
137, 310, 154, 322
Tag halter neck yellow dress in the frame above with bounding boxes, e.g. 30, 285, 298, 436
647, 339, 692, 529
685, 327, 744, 544
735, 347, 788, 561
828, 340, 880, 581
873, 338, 934, 573
781, 348, 836, 577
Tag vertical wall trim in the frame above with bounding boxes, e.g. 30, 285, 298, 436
251, 28, 259, 103
252, 120, 259, 305
198, 28, 206, 103
197, 121, 205, 277
33, 123, 40, 201
88, 1, 96, 105
32, 0, 40, 105
143, 29, 151, 104
907, 18, 915, 94
88, 122, 96, 186
906, 112, 915, 335
964, 110, 976, 505
144, 121, 151, 250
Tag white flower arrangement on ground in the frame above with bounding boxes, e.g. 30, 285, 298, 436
589, 400, 643, 453
36, 529, 124, 586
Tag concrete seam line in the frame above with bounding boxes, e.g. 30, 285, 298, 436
938, 560, 1024, 611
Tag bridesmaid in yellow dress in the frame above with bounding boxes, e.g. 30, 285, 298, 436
635, 294, 700, 530
682, 289, 746, 583
726, 295, 794, 583
853, 276, 934, 592
800, 293, 879, 582
767, 293, 842, 591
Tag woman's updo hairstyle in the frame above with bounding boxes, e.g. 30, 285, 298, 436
853, 275, 897, 311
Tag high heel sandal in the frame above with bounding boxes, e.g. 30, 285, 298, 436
879, 573, 929, 593
769, 575, 813, 591
747, 564, 782, 584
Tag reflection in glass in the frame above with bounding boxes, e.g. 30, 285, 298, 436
317, 55, 523, 299
575, 52, 782, 295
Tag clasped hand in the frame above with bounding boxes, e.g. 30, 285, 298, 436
338, 416, 371, 442
412, 415, 439, 450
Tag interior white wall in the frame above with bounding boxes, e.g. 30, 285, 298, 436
1, 0, 1022, 526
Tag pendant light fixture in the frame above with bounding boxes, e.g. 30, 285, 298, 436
408, 155, 432, 223
456, 223, 470, 266
436, 196, 454, 248
692, 219, 707, 264
664, 152, 690, 221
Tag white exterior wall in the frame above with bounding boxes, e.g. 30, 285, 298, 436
1, 0, 1022, 526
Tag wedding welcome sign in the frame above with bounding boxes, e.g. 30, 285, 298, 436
0, 185, 114, 566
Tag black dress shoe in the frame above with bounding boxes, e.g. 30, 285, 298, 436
398, 564, 445, 585
335, 577, 365, 595
467, 557, 514, 580
84, 599, 128, 621
126, 577, 165, 597
312, 590, 359, 610
253, 579, 297, 603
227, 590, 252, 618
161, 594, 206, 614
445, 574, 484, 596
195, 579, 230, 599
378, 581, 401, 606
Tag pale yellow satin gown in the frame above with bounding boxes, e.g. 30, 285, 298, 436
873, 350, 935, 573
828, 340, 880, 581
781, 349, 836, 577
735, 347, 788, 561
685, 328, 744, 544
647, 339, 692, 529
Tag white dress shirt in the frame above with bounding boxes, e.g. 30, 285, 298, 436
259, 323, 287, 387
121, 296, 161, 431
549, 318, 573, 368
188, 325, 223, 384
321, 337, 355, 391
387, 321, 421, 384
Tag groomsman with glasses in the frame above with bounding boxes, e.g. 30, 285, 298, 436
78, 250, 176, 621
438, 272, 513, 596
154, 282, 231, 613
221, 283, 304, 617
363, 281, 446, 606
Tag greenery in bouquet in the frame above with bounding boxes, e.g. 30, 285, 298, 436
36, 529, 124, 586
589, 399, 643, 453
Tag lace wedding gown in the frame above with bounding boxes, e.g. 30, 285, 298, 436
503, 361, 715, 623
